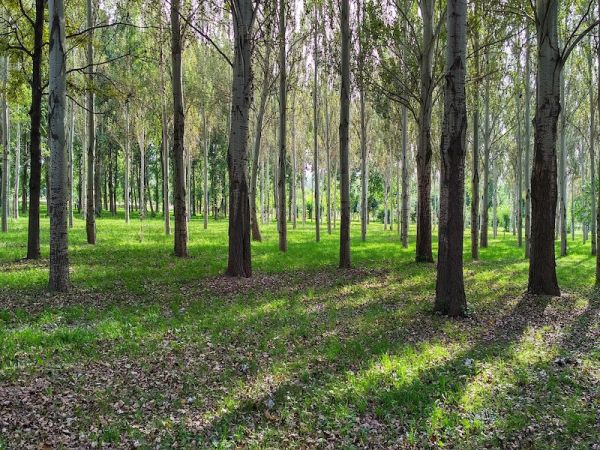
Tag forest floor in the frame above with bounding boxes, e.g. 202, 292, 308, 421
0, 212, 599, 449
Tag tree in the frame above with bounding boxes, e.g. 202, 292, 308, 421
48, 0, 69, 292
339, 0, 351, 269
86, 0, 96, 245
226, 0, 256, 277
1, 56, 8, 233
434, 0, 467, 317
277, 0, 287, 252
171, 0, 188, 257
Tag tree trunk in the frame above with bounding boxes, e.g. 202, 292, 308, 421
291, 93, 297, 229
435, 0, 467, 317
159, 17, 170, 234
138, 132, 145, 219
588, 38, 596, 255
525, 28, 532, 258
528, 0, 560, 296
171, 0, 188, 257
22, 142, 28, 214
339, 0, 351, 269
27, 0, 44, 258
415, 0, 435, 262
67, 98, 74, 226
204, 123, 209, 230
313, 4, 320, 243
1, 57, 9, 233
277, 0, 287, 251
596, 0, 600, 282
226, 0, 254, 277
48, 0, 70, 292
471, 15, 480, 259
559, 71, 567, 256
516, 91, 523, 247
480, 51, 490, 248
13, 120, 20, 220
124, 103, 131, 223
401, 105, 409, 248
85, 0, 96, 243
250, 44, 271, 242
325, 90, 332, 234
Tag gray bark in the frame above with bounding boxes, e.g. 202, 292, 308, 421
1, 57, 9, 232
339, 0, 351, 268
85, 0, 96, 244
278, 0, 287, 251
48, 0, 69, 291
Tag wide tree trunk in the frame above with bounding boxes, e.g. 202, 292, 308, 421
171, 0, 188, 257
85, 0, 96, 243
339, 0, 351, 269
48, 0, 70, 292
434, 0, 467, 317
26, 0, 44, 259
415, 0, 435, 262
226, 0, 254, 277
528, 0, 560, 296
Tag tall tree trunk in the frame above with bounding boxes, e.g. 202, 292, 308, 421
67, 98, 74, 226
159, 17, 170, 234
22, 142, 28, 214
277, 0, 287, 251
27, 0, 44, 258
124, 103, 131, 223
48, 0, 69, 292
559, 71, 567, 256
596, 0, 600, 282
13, 120, 20, 220
313, 4, 320, 242
250, 44, 271, 242
339, 0, 351, 268
291, 93, 297, 229
204, 122, 209, 230
227, 0, 254, 277
471, 14, 480, 259
528, 0, 560, 296
325, 88, 332, 234
85, 0, 96, 243
138, 132, 145, 219
415, 0, 435, 262
516, 90, 523, 247
588, 39, 596, 255
524, 27, 532, 258
300, 146, 306, 225
1, 57, 9, 233
171, 0, 188, 257
480, 51, 490, 248
401, 105, 409, 248
435, 0, 467, 317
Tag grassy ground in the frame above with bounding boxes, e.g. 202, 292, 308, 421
0, 211, 598, 449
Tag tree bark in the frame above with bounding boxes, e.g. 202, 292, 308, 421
524, 28, 532, 259
480, 51, 490, 248
159, 17, 170, 234
85, 0, 96, 243
1, 57, 9, 233
528, 0, 560, 296
171, 0, 188, 257
26, 0, 44, 258
559, 71, 567, 256
313, 4, 320, 243
415, 0, 435, 262
471, 15, 480, 259
226, 0, 254, 277
339, 0, 351, 269
434, 0, 467, 317
588, 38, 596, 255
48, 0, 70, 292
277, 0, 287, 251
401, 105, 409, 248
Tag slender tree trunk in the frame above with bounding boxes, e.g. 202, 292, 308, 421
596, 0, 600, 282
559, 71, 567, 256
171, 0, 188, 256
27, 0, 44, 258
85, 0, 96, 243
415, 0, 435, 262
277, 0, 287, 252
313, 5, 320, 242
226, 0, 254, 277
67, 98, 74, 226
325, 90, 332, 234
528, 0, 560, 296
524, 28, 532, 258
480, 52, 490, 248
359, 90, 368, 241
300, 147, 306, 225
1, 57, 9, 233
435, 0, 467, 317
588, 39, 596, 255
401, 105, 409, 248
516, 91, 523, 247
22, 142, 28, 214
48, 0, 69, 291
492, 167, 498, 238
471, 16, 480, 259
124, 103, 131, 222
291, 94, 297, 229
204, 124, 209, 230
12, 120, 20, 220
250, 44, 271, 242
339, 0, 351, 268
159, 18, 170, 234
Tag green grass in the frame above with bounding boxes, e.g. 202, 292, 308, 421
0, 210, 598, 448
